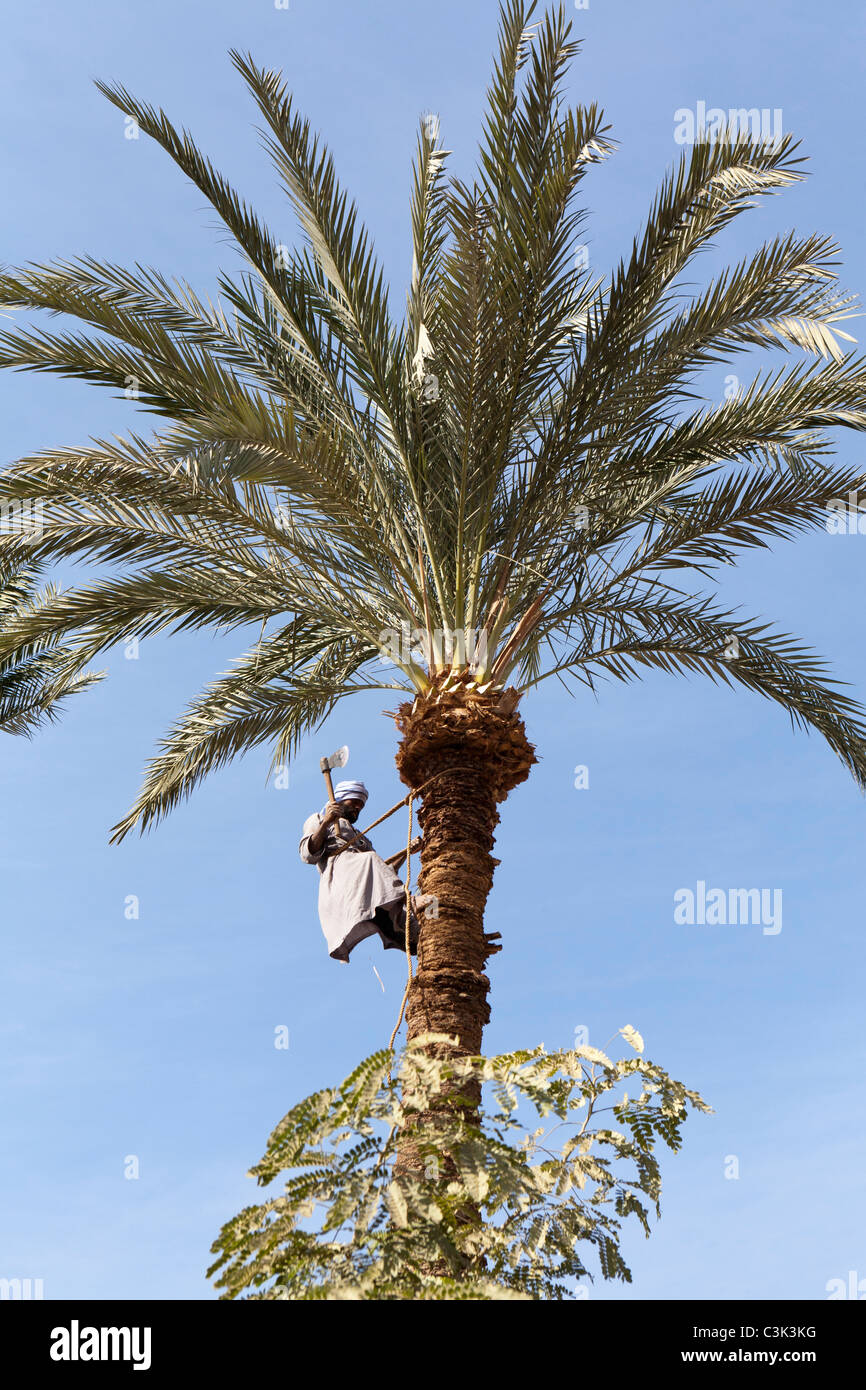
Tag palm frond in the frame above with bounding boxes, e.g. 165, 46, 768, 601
108, 627, 395, 840
0, 559, 104, 735
1, 1, 865, 829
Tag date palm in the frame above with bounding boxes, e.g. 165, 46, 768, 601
2, 0, 866, 1203
0, 559, 103, 734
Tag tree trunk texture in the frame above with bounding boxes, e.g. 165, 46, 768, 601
391, 683, 536, 1276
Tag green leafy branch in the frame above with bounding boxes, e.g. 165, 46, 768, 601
208, 1026, 711, 1300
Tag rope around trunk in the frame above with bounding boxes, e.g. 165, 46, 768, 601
384, 769, 460, 1081
387, 792, 415, 1062
327, 768, 454, 861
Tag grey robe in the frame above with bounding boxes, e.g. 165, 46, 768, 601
299, 811, 418, 963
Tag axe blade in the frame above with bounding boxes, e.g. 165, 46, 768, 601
320, 744, 349, 773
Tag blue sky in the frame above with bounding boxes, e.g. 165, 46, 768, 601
1, 0, 865, 1300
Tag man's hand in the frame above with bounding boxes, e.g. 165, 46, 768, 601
309, 802, 344, 855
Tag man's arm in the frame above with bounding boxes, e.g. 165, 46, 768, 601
308, 802, 342, 856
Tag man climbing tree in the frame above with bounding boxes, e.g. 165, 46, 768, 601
3, 0, 866, 1295
300, 778, 433, 962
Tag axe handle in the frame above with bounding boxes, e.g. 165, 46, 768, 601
322, 766, 337, 803
321, 763, 359, 850
321, 765, 342, 843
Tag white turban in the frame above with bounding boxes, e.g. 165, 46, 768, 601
324, 780, 369, 816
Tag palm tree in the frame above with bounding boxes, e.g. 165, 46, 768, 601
2, 0, 866, 1191
0, 559, 103, 734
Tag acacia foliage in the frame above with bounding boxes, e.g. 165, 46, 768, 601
209, 1027, 711, 1300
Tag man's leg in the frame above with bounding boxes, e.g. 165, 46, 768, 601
330, 917, 381, 961
374, 903, 419, 954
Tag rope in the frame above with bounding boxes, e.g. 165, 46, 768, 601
328, 769, 453, 862
319, 789, 410, 862
387, 793, 414, 1062
383, 769, 459, 1079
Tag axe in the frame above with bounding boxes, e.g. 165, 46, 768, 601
320, 743, 349, 804
319, 745, 356, 847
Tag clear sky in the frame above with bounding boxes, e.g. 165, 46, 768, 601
1, 0, 864, 1301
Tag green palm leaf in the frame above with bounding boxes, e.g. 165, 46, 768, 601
0, 559, 104, 735
1, 0, 865, 827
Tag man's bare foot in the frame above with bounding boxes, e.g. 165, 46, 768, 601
411, 892, 436, 914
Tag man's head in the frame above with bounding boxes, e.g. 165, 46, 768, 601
332, 779, 369, 823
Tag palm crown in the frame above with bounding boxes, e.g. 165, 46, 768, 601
2, 0, 866, 842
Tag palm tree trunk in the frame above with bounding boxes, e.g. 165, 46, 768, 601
391, 684, 535, 1273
